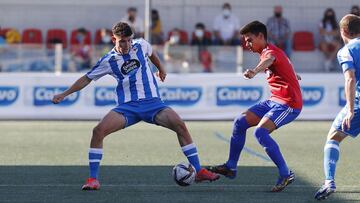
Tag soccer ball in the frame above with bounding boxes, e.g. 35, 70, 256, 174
172, 162, 196, 186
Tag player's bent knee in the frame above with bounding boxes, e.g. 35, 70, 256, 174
253, 127, 268, 145
93, 126, 107, 138
232, 115, 250, 136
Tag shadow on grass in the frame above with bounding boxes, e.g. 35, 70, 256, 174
0, 165, 352, 203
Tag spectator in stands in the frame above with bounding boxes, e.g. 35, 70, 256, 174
151, 9, 164, 45
266, 5, 292, 58
191, 23, 213, 72
167, 28, 187, 45
69, 28, 92, 72
121, 7, 144, 38
98, 28, 112, 46
213, 3, 241, 46
191, 23, 212, 46
350, 5, 360, 16
0, 27, 5, 45
5, 29, 21, 44
319, 8, 341, 72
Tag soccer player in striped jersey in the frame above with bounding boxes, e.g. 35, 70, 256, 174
52, 22, 219, 190
315, 14, 360, 201
207, 21, 302, 192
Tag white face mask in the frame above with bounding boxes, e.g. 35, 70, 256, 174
223, 9, 231, 17
102, 35, 111, 43
170, 34, 180, 44
195, 29, 204, 38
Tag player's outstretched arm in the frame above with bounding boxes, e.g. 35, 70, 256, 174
342, 70, 356, 130
149, 52, 167, 82
243, 55, 275, 79
52, 75, 92, 104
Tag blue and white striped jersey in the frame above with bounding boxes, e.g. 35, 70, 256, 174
86, 38, 160, 104
337, 37, 360, 95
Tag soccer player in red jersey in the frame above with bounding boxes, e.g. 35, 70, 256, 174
208, 21, 302, 192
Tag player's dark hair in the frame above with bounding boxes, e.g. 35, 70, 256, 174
340, 14, 360, 36
112, 22, 133, 37
240, 21, 267, 40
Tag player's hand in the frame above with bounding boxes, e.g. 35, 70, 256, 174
342, 111, 354, 131
243, 69, 256, 79
52, 93, 65, 104
157, 70, 167, 82
296, 74, 302, 80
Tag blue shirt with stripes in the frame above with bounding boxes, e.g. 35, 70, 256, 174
86, 38, 160, 104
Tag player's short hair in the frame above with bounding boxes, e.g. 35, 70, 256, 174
112, 22, 133, 37
339, 14, 360, 36
240, 21, 267, 40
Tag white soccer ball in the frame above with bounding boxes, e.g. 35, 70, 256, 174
172, 162, 196, 186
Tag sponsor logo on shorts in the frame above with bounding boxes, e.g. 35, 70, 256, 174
0, 87, 19, 106
301, 87, 324, 106
33, 87, 79, 106
159, 87, 202, 106
95, 87, 116, 106
216, 86, 262, 106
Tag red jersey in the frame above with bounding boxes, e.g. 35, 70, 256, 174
260, 44, 302, 109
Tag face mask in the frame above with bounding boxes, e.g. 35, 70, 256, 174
76, 34, 85, 43
223, 9, 231, 17
195, 29, 204, 38
275, 12, 282, 18
102, 35, 111, 43
170, 34, 180, 44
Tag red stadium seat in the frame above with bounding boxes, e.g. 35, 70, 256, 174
22, 28, 43, 44
168, 29, 189, 45
46, 29, 67, 49
293, 31, 315, 51
70, 28, 91, 46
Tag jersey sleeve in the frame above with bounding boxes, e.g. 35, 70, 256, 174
337, 47, 355, 73
139, 38, 153, 56
86, 56, 112, 81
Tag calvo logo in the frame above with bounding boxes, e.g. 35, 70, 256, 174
33, 86, 79, 106
216, 86, 262, 106
95, 87, 116, 106
301, 87, 324, 106
159, 87, 202, 106
0, 86, 19, 106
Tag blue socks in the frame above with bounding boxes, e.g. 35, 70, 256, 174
254, 127, 289, 177
182, 143, 201, 172
89, 148, 103, 179
324, 140, 340, 181
226, 115, 249, 170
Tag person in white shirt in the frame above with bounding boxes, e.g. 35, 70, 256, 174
121, 7, 144, 38
213, 3, 241, 46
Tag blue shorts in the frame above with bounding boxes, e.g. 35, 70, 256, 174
332, 105, 360, 137
112, 98, 169, 128
248, 100, 301, 128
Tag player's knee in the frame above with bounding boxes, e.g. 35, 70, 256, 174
253, 127, 268, 145
93, 125, 106, 138
232, 115, 250, 136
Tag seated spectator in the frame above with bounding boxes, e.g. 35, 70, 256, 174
350, 5, 360, 16
191, 23, 212, 46
266, 5, 292, 57
151, 9, 164, 45
69, 28, 92, 72
121, 7, 144, 38
5, 29, 21, 44
213, 3, 241, 46
98, 28, 113, 46
319, 8, 341, 71
167, 28, 188, 45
